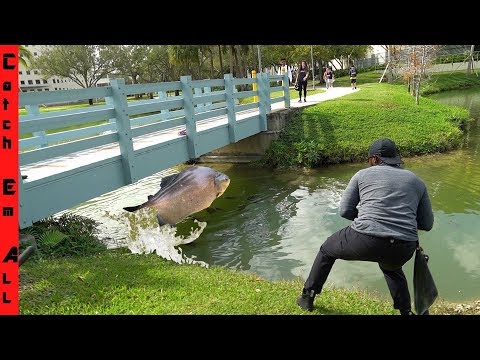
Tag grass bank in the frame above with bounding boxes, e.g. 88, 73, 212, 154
420, 70, 480, 95
17, 249, 397, 315
20, 249, 479, 315
332, 69, 480, 95
262, 82, 471, 168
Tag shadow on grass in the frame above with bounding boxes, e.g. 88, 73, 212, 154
312, 304, 354, 315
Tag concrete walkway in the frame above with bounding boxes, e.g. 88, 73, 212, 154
288, 86, 359, 109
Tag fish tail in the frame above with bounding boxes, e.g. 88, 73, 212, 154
123, 204, 144, 212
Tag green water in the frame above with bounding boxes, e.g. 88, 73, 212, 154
181, 88, 480, 303
68, 87, 480, 303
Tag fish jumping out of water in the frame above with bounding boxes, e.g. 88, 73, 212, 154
123, 166, 230, 226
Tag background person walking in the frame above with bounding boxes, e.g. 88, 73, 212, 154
294, 60, 309, 102
278, 57, 293, 85
323, 66, 334, 90
349, 64, 358, 90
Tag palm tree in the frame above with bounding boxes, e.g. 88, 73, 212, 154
19, 45, 33, 69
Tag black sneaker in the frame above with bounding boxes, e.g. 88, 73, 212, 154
297, 289, 315, 311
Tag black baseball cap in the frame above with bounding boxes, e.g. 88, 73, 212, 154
368, 138, 404, 165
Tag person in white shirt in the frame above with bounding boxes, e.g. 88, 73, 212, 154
278, 58, 292, 85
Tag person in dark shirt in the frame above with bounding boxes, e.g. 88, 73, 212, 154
296, 138, 434, 315
349, 64, 357, 90
294, 60, 309, 102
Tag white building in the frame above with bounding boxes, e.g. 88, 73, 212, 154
19, 45, 83, 93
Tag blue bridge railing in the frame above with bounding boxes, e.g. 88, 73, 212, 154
19, 72, 291, 229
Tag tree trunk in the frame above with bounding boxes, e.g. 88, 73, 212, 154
229, 45, 234, 76
415, 78, 421, 105
198, 48, 203, 80
387, 45, 393, 83
467, 45, 475, 77
218, 45, 223, 76
233, 46, 240, 78
209, 48, 214, 79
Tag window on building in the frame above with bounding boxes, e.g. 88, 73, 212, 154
37, 89, 42, 91
19, 71, 22, 75
34, 70, 39, 74
52, 79, 56, 83
43, 80, 47, 84
26, 70, 31, 75
54, 88, 57, 90
20, 81, 25, 85
35, 80, 41, 84
45, 89, 49, 91
28, 80, 33, 84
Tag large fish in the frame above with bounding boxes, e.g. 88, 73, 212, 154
123, 166, 230, 226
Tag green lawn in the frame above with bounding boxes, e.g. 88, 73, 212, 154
20, 248, 476, 315
19, 249, 397, 315
262, 82, 471, 168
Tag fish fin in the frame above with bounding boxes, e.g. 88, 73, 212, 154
160, 173, 180, 189
156, 214, 169, 227
205, 206, 222, 214
123, 205, 143, 212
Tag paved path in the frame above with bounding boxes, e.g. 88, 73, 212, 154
289, 86, 359, 108
21, 87, 359, 182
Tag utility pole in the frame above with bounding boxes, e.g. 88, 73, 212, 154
257, 45, 262, 72
387, 45, 392, 83
467, 45, 475, 77
311, 45, 315, 90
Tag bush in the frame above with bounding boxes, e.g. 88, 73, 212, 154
20, 213, 107, 259
433, 53, 468, 65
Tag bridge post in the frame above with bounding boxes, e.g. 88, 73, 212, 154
257, 73, 268, 132
265, 73, 272, 113
18, 168, 32, 228
224, 73, 237, 143
194, 87, 203, 112
104, 96, 117, 133
203, 86, 212, 111
109, 78, 137, 184
180, 75, 199, 158
25, 105, 48, 148
158, 90, 170, 117
283, 72, 291, 108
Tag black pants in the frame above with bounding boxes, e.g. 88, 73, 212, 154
303, 226, 417, 311
298, 80, 307, 99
